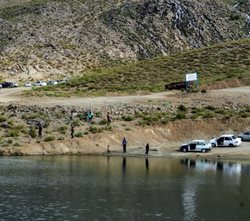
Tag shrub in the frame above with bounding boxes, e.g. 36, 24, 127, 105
7, 139, 13, 144
0, 115, 7, 122
44, 136, 55, 142
203, 112, 215, 118
178, 104, 187, 112
57, 136, 65, 140
77, 113, 85, 120
89, 126, 102, 133
175, 112, 186, 120
205, 105, 216, 111
14, 142, 21, 146
99, 119, 107, 125
72, 119, 81, 126
239, 112, 249, 118
75, 132, 83, 137
201, 88, 207, 93
58, 126, 67, 134
122, 115, 134, 121
6, 129, 19, 137
29, 127, 37, 138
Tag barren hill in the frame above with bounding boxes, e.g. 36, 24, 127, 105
0, 0, 249, 81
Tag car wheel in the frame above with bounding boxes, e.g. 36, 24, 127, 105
211, 143, 216, 147
229, 143, 234, 147
182, 148, 187, 152
201, 149, 206, 153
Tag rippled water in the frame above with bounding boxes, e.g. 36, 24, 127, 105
0, 156, 250, 221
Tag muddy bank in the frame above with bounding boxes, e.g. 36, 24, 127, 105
1, 118, 249, 159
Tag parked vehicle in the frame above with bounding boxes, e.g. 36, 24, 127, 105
33, 81, 47, 86
238, 131, 250, 141
165, 81, 186, 90
24, 82, 32, 87
2, 82, 15, 88
179, 140, 212, 153
13, 82, 19, 87
47, 80, 58, 85
57, 78, 68, 84
210, 135, 242, 147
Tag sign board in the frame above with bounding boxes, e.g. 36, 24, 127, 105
186, 73, 198, 82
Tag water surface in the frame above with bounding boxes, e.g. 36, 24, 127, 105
0, 156, 250, 221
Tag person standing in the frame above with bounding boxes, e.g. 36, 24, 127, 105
122, 137, 127, 153
71, 124, 75, 139
107, 145, 110, 154
145, 143, 150, 155
38, 123, 43, 139
107, 112, 112, 125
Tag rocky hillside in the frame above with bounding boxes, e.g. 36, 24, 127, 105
0, 0, 249, 81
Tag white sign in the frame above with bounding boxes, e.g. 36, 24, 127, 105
186, 73, 198, 82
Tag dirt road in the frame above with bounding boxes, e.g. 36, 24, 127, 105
0, 86, 250, 108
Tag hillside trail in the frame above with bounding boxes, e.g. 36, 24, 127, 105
0, 86, 250, 108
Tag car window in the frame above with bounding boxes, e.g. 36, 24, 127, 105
232, 136, 237, 139
225, 137, 231, 141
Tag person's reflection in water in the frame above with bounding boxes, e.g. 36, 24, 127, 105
107, 155, 110, 164
145, 158, 149, 172
217, 161, 224, 171
122, 157, 126, 175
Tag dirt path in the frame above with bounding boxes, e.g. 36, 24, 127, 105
0, 86, 250, 108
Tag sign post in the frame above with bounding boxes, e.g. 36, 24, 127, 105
185, 72, 198, 91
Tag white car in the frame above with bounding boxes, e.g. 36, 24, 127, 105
33, 81, 47, 86
179, 140, 212, 153
238, 131, 250, 141
210, 135, 242, 147
24, 82, 32, 87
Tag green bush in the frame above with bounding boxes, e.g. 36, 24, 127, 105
72, 119, 81, 126
175, 112, 186, 120
178, 104, 187, 112
99, 119, 107, 125
205, 105, 216, 111
57, 136, 65, 140
75, 132, 83, 137
44, 136, 55, 142
122, 115, 134, 121
89, 126, 102, 133
14, 142, 21, 146
58, 126, 67, 134
0, 115, 7, 122
6, 129, 19, 137
202, 112, 215, 118
7, 139, 13, 144
30, 127, 37, 138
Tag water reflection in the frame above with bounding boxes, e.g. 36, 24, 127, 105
145, 158, 149, 171
1, 156, 250, 221
122, 157, 126, 174
180, 158, 243, 185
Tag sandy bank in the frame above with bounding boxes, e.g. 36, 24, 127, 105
0, 118, 250, 160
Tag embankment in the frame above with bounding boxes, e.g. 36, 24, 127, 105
1, 118, 249, 156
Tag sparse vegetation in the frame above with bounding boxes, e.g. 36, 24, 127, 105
28, 39, 250, 97
44, 136, 55, 142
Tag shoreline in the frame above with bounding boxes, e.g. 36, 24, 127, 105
1, 140, 250, 162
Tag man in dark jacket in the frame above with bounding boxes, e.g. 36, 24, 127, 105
122, 137, 127, 153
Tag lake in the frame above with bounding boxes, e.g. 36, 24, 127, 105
0, 156, 250, 221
